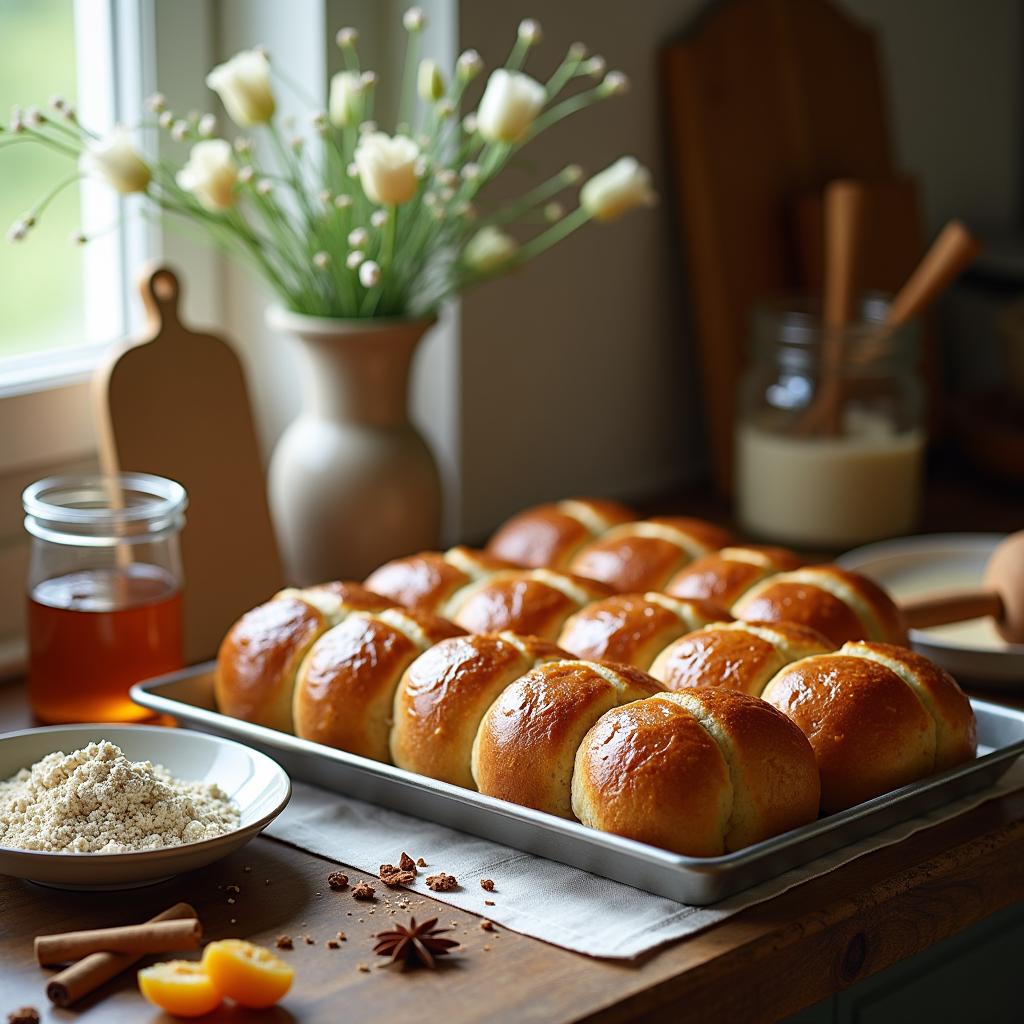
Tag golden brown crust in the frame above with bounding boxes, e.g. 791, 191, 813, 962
658, 689, 820, 850
840, 642, 976, 770
568, 518, 734, 593
303, 581, 396, 612
486, 498, 634, 569
665, 545, 803, 606
215, 595, 328, 731
571, 696, 732, 856
292, 609, 464, 761
471, 660, 662, 818
390, 633, 568, 787
445, 570, 612, 639
649, 620, 833, 695
363, 548, 511, 614
761, 654, 935, 812
733, 566, 908, 646
556, 593, 727, 669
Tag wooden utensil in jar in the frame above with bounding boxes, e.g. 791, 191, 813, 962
901, 531, 1024, 643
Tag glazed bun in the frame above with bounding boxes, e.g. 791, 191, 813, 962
215, 583, 394, 731
732, 565, 908, 647
665, 545, 802, 606
292, 607, 464, 761
571, 689, 820, 856
363, 546, 513, 614
486, 498, 635, 569
568, 517, 735, 593
471, 660, 663, 818
760, 643, 976, 812
649, 620, 833, 694
390, 632, 567, 787
557, 592, 728, 669
443, 569, 612, 639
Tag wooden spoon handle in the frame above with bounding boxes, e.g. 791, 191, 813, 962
824, 180, 867, 328
885, 220, 981, 327
901, 589, 1002, 629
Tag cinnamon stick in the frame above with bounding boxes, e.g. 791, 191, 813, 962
45, 901, 197, 1008
36, 917, 201, 966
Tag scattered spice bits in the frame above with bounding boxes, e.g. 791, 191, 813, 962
8, 1010, 40, 1024
224, 883, 240, 895
243, 864, 252, 873
483, 944, 492, 952
303, 935, 315, 945
351, 881, 376, 901
416, 857, 426, 867
327, 871, 349, 891
373, 917, 459, 970
484, 900, 495, 906
480, 878, 495, 892
336, 931, 347, 941
480, 920, 496, 932
425, 872, 458, 892
357, 964, 370, 973
379, 864, 416, 888
275, 935, 294, 950
326, 939, 340, 949
399, 852, 417, 873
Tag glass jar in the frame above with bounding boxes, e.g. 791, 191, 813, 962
735, 296, 925, 548
23, 473, 188, 723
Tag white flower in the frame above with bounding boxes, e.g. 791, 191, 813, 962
329, 71, 362, 128
336, 27, 358, 48
80, 129, 151, 194
346, 250, 364, 269
205, 49, 275, 126
580, 156, 656, 221
518, 19, 542, 45
476, 69, 545, 143
177, 139, 238, 210
353, 131, 420, 206
456, 50, 483, 81
198, 113, 217, 137
313, 251, 330, 268
418, 59, 445, 102
359, 260, 381, 287
348, 227, 369, 248
600, 71, 630, 96
464, 226, 517, 273
403, 7, 425, 31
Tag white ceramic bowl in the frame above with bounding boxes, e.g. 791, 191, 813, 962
839, 533, 1024, 687
0, 724, 290, 889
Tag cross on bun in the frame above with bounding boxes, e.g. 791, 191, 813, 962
571, 689, 820, 856
215, 583, 395, 731
665, 545, 803, 606
760, 641, 976, 812
649, 620, 833, 694
568, 516, 735, 593
486, 498, 635, 569
292, 607, 465, 761
391, 633, 568, 787
363, 546, 514, 614
557, 592, 728, 669
732, 565, 908, 646
442, 568, 612, 639
471, 660, 663, 818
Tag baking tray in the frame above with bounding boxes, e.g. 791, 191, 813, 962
132, 664, 1024, 905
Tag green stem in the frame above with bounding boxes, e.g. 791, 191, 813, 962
398, 31, 422, 132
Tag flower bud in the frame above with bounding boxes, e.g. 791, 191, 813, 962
205, 49, 276, 126
580, 156, 656, 221
158, 111, 174, 129
464, 225, 517, 273
359, 259, 381, 287
146, 93, 166, 113
417, 59, 445, 102
336, 27, 358, 48
329, 71, 362, 128
346, 250, 364, 269
177, 139, 239, 210
313, 251, 330, 268
518, 19, 542, 45
600, 71, 630, 96
544, 201, 564, 222
334, 194, 353, 209
198, 113, 217, 137
476, 69, 545, 143
370, 209, 389, 228
584, 55, 606, 79
456, 50, 484, 82
403, 7, 426, 31
80, 129, 152, 195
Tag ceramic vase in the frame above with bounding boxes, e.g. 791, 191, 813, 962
266, 308, 441, 584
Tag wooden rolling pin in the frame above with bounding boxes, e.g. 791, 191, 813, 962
901, 531, 1024, 643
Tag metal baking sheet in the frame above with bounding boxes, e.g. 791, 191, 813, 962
132, 664, 1024, 905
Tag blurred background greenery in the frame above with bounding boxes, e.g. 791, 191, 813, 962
0, 0, 84, 361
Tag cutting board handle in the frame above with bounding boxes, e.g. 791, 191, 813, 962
139, 265, 182, 333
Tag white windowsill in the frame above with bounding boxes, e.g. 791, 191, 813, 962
0, 343, 112, 401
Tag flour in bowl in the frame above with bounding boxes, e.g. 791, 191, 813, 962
0, 740, 240, 853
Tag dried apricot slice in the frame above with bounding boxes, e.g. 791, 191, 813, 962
137, 960, 222, 1018
201, 939, 294, 1009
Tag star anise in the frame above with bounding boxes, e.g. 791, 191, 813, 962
373, 916, 459, 970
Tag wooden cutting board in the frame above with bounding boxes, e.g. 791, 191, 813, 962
93, 265, 284, 662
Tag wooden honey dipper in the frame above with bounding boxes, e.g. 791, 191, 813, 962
900, 531, 1024, 644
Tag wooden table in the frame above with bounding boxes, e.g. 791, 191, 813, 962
2, 677, 1024, 1024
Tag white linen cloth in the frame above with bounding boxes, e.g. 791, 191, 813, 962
265, 760, 1024, 959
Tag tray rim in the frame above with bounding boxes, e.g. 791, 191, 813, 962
131, 662, 1024, 880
